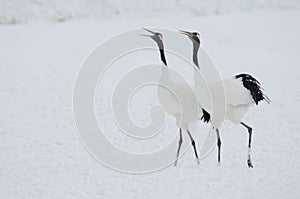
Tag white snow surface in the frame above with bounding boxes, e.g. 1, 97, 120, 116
0, 9, 300, 199
1, 0, 300, 24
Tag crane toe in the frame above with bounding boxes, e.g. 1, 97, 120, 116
247, 159, 253, 168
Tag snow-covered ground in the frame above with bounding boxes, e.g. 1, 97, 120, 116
1, 0, 300, 24
0, 8, 300, 199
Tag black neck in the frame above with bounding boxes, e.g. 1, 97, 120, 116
159, 49, 167, 66
193, 41, 200, 68
154, 39, 168, 66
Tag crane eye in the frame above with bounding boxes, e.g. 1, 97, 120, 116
158, 34, 163, 39
192, 32, 200, 37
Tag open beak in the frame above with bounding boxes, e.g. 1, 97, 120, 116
140, 27, 156, 37
179, 30, 193, 36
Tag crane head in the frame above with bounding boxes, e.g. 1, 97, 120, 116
141, 28, 164, 49
179, 30, 201, 45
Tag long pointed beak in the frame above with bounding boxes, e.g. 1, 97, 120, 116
179, 30, 192, 36
140, 34, 152, 37
142, 27, 156, 34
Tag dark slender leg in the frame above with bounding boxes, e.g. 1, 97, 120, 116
241, 122, 253, 168
187, 130, 200, 164
216, 129, 221, 164
174, 128, 183, 166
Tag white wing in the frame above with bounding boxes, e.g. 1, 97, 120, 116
223, 78, 254, 106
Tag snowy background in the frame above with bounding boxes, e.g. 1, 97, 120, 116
1, 0, 300, 198
1, 0, 300, 24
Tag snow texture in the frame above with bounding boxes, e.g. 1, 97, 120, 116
0, 0, 300, 24
0, 1, 300, 199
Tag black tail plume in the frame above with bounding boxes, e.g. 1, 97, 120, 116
235, 73, 270, 105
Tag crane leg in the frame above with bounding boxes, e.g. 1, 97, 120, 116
216, 129, 221, 164
187, 130, 200, 164
174, 128, 183, 166
241, 122, 253, 168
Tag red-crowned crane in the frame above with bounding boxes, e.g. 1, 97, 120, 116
142, 28, 210, 165
180, 30, 270, 168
